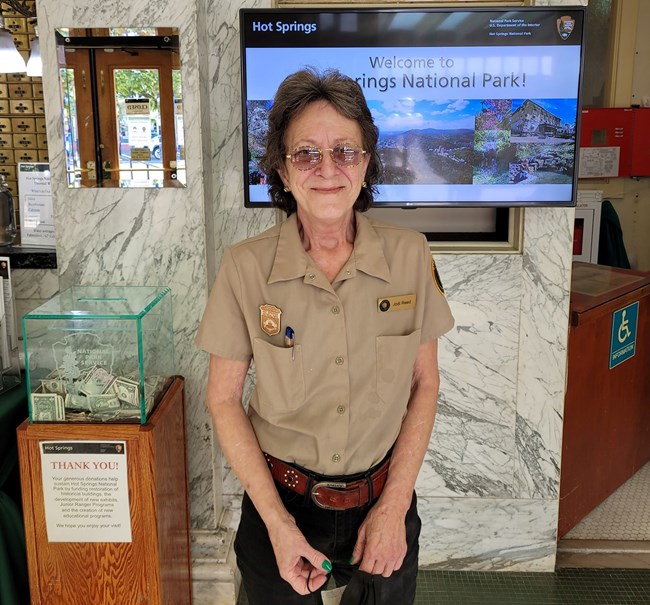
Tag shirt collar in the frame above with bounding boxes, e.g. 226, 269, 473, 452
268, 211, 391, 284
352, 212, 391, 282
268, 214, 309, 284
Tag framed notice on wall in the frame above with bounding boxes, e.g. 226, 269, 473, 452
18, 162, 55, 247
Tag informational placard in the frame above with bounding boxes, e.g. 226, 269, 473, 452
576, 189, 603, 204
175, 98, 184, 148
609, 301, 639, 369
18, 162, 55, 247
130, 147, 151, 161
39, 440, 131, 542
578, 147, 621, 178
125, 98, 151, 147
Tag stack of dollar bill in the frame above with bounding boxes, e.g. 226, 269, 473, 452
31, 391, 66, 421
31, 364, 171, 422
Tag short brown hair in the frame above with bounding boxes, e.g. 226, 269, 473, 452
260, 68, 381, 215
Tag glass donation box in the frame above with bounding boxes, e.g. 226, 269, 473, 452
21, 286, 174, 424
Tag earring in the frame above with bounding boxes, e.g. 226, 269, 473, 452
362, 181, 367, 188
283, 187, 290, 193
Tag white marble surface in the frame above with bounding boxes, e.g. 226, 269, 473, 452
36, 0, 216, 528
418, 497, 558, 571
421, 254, 522, 498
515, 207, 573, 499
12, 268, 59, 301
12, 268, 60, 324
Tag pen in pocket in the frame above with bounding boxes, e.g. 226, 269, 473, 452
284, 326, 295, 361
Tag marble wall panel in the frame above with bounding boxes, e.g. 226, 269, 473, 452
418, 496, 558, 571
12, 268, 59, 321
419, 254, 522, 499
36, 0, 217, 528
12, 268, 59, 301
515, 207, 573, 499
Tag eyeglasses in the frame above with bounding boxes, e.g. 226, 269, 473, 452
285, 145, 366, 170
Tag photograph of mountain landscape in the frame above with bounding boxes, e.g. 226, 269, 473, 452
369, 98, 480, 186
246, 96, 578, 189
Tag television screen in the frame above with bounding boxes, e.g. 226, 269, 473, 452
240, 8, 586, 208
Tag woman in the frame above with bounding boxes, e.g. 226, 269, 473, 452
196, 68, 454, 604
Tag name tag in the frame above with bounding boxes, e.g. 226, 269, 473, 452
377, 294, 416, 313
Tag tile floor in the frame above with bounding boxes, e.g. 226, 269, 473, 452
237, 462, 650, 604
564, 461, 650, 541
557, 460, 650, 570
237, 569, 650, 604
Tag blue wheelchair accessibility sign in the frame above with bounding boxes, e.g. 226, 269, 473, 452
609, 301, 639, 369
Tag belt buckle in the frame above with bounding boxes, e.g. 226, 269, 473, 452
311, 481, 346, 510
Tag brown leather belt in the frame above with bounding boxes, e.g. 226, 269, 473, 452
264, 453, 390, 510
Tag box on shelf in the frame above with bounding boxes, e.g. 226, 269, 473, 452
22, 286, 174, 423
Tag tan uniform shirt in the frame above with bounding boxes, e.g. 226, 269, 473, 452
196, 212, 455, 475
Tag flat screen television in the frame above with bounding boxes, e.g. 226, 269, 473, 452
240, 7, 586, 208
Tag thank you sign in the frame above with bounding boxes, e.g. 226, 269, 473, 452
40, 440, 131, 542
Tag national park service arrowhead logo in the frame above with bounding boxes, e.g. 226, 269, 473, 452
431, 257, 445, 296
557, 16, 575, 41
260, 304, 282, 336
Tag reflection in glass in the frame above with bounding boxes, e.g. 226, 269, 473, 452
173, 70, 186, 183
57, 27, 186, 188
110, 28, 157, 37
115, 69, 165, 186
60, 68, 81, 187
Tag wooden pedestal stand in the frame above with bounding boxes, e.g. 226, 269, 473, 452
17, 377, 191, 605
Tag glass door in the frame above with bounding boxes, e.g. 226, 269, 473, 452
57, 28, 185, 188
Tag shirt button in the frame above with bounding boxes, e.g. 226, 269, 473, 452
337, 405, 346, 415
308, 273, 316, 280
331, 305, 340, 315
332, 453, 341, 463
335, 356, 344, 365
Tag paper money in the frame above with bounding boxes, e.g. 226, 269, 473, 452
65, 393, 91, 411
114, 408, 141, 420
113, 378, 140, 407
87, 393, 121, 413
32, 393, 65, 421
79, 365, 116, 396
41, 377, 65, 395
30, 360, 171, 422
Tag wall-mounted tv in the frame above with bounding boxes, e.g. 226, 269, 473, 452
240, 7, 586, 208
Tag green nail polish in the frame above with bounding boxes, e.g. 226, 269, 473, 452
322, 560, 332, 572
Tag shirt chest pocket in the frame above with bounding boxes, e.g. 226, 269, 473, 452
253, 338, 306, 415
376, 330, 422, 405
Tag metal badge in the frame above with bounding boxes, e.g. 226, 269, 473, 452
377, 294, 417, 312
259, 304, 282, 336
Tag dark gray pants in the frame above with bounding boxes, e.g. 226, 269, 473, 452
235, 480, 421, 605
